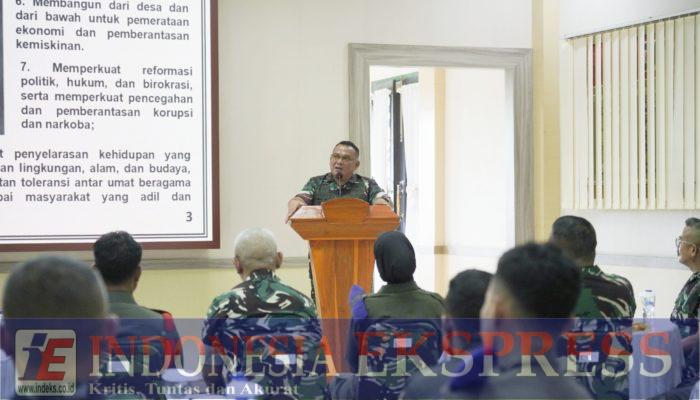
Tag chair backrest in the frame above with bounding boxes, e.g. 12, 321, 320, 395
99, 322, 169, 400
355, 318, 442, 400
212, 315, 328, 400
565, 318, 633, 400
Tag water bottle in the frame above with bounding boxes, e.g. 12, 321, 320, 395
641, 289, 656, 322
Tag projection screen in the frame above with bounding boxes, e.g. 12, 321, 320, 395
0, 0, 219, 250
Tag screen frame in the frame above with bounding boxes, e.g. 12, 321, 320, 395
0, 0, 220, 252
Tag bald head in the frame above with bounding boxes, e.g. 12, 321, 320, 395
234, 228, 282, 274
3, 256, 108, 318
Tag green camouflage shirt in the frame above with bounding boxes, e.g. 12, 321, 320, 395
574, 265, 636, 319
671, 272, 700, 383
202, 269, 326, 399
570, 265, 635, 400
671, 271, 700, 324
204, 269, 317, 320
296, 173, 390, 205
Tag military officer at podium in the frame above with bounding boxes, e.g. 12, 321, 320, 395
285, 140, 392, 223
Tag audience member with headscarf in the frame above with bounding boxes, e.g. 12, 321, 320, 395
338, 231, 444, 400
352, 230, 444, 319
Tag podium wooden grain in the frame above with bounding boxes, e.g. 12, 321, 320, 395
289, 198, 399, 371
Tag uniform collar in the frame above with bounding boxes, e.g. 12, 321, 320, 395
686, 271, 700, 283
377, 280, 418, 294
581, 264, 602, 274
107, 290, 137, 304
322, 173, 360, 185
246, 268, 277, 281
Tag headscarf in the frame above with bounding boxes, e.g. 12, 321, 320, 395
374, 231, 416, 284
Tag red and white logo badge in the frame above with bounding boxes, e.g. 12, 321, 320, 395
15, 330, 76, 396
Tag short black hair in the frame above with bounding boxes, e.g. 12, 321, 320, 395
685, 218, 700, 244
495, 243, 581, 318
335, 140, 360, 158
93, 231, 142, 285
3, 256, 106, 318
550, 215, 597, 265
686, 217, 700, 229
445, 269, 492, 318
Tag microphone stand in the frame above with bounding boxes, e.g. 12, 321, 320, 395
335, 172, 343, 197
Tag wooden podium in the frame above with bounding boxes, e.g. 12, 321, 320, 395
289, 198, 399, 371
289, 198, 400, 319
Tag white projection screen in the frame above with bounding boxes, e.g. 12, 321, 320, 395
0, 0, 219, 250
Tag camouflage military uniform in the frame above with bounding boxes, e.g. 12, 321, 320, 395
295, 173, 390, 205
671, 271, 700, 334
295, 173, 391, 303
344, 282, 444, 400
202, 269, 327, 399
569, 265, 636, 400
574, 265, 636, 318
671, 271, 700, 383
348, 318, 442, 400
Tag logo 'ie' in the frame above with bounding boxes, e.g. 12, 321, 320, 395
15, 330, 77, 396
19, 332, 74, 381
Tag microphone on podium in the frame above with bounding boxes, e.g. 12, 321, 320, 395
335, 172, 343, 196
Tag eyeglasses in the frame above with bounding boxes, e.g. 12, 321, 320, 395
330, 153, 356, 163
675, 236, 697, 249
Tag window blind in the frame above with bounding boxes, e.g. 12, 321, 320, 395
561, 14, 700, 210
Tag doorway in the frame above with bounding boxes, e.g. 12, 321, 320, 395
352, 44, 533, 294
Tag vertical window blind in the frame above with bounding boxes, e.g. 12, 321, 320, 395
561, 13, 700, 210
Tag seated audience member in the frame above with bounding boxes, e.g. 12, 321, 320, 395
92, 231, 180, 398
549, 216, 635, 400
442, 269, 493, 351
434, 243, 591, 399
344, 231, 444, 399
1, 256, 115, 399
654, 217, 700, 400
94, 231, 178, 324
201, 228, 326, 399
351, 231, 444, 320
93, 231, 180, 365
401, 269, 492, 399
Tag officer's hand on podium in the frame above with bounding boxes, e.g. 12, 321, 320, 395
372, 197, 391, 206
285, 197, 307, 223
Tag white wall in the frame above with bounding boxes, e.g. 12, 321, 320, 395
560, 0, 700, 38
218, 0, 532, 259
444, 68, 514, 256
562, 210, 698, 260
